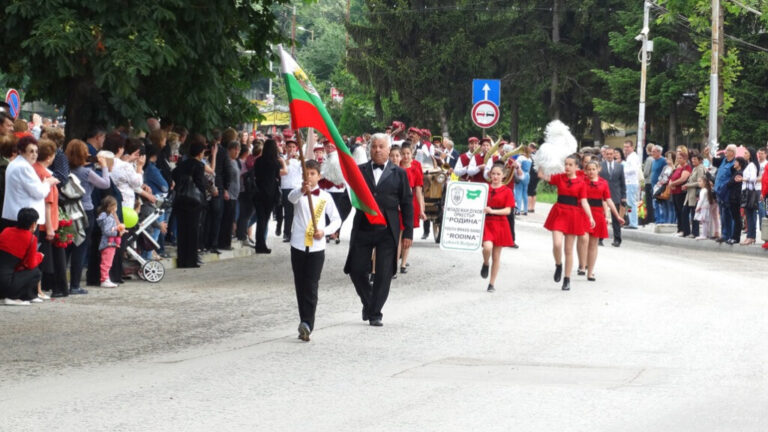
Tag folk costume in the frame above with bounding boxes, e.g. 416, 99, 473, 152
585, 177, 612, 239
544, 173, 589, 236
483, 185, 515, 247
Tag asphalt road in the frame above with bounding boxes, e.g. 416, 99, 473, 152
1, 215, 766, 431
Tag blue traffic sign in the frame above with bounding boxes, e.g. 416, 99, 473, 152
472, 79, 500, 106
5, 89, 20, 120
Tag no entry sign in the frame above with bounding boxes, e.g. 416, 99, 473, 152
5, 89, 20, 120
471, 100, 499, 128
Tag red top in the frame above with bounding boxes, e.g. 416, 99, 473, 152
669, 164, 691, 194
549, 173, 587, 200
33, 163, 58, 230
487, 184, 515, 210
762, 165, 768, 199
0, 227, 43, 271
585, 177, 611, 206
404, 160, 424, 189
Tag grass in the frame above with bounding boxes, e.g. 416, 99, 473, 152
536, 182, 557, 204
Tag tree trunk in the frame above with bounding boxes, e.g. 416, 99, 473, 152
439, 105, 450, 139
509, 94, 519, 144
591, 113, 603, 146
668, 103, 677, 149
64, 76, 101, 143
373, 93, 383, 123
548, 0, 561, 120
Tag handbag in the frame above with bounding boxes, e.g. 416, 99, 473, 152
175, 174, 204, 207
59, 173, 86, 200
741, 188, 759, 209
655, 183, 671, 200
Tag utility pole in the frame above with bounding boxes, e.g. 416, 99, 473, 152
708, 0, 720, 158
345, 0, 351, 56
636, 0, 650, 160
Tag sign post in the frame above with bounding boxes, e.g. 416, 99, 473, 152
471, 79, 500, 132
5, 89, 21, 120
439, 181, 489, 252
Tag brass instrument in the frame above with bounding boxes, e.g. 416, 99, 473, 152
483, 137, 503, 163
501, 145, 526, 162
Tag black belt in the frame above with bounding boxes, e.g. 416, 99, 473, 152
588, 198, 603, 208
557, 195, 579, 206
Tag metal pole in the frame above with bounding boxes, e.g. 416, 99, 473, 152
291, 5, 297, 56
708, 0, 720, 158
636, 0, 650, 161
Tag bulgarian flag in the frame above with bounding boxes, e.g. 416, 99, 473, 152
279, 46, 385, 225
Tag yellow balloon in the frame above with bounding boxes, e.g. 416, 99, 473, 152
122, 207, 139, 228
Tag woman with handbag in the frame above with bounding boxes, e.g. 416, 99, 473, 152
740, 148, 760, 245
682, 152, 706, 238
66, 139, 111, 294
653, 151, 676, 224
171, 135, 207, 268
668, 146, 692, 237
252, 139, 287, 254
723, 157, 746, 245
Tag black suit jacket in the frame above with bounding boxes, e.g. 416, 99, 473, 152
600, 160, 626, 202
345, 161, 413, 273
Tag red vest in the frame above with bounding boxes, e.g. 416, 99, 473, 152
470, 153, 485, 183
459, 153, 472, 181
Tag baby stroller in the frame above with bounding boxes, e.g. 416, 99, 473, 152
123, 195, 172, 283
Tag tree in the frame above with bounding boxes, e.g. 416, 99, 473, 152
0, 0, 294, 140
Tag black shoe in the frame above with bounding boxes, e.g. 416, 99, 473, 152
362, 308, 370, 321
512, 244, 519, 249
554, 264, 562, 282
421, 233, 429, 240
611, 241, 621, 247
716, 237, 726, 243
298, 322, 311, 342
400, 266, 407, 274
369, 319, 383, 327
587, 275, 596, 281
577, 268, 586, 276
255, 247, 272, 254
487, 284, 495, 292
209, 249, 221, 254
561, 277, 571, 291
480, 263, 489, 279
69, 288, 89, 295
726, 239, 736, 245
282, 237, 290, 243
335, 238, 340, 244
275, 226, 282, 236
50, 291, 69, 298
625, 226, 638, 230
598, 239, 604, 246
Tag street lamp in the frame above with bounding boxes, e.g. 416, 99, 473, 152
297, 26, 314, 42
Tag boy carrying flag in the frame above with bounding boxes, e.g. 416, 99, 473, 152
289, 160, 341, 342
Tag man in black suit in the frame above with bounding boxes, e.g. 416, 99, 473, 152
344, 133, 414, 327
600, 148, 627, 247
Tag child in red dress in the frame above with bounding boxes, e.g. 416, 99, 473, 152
538, 154, 595, 291
399, 143, 426, 273
583, 161, 623, 281
480, 163, 515, 292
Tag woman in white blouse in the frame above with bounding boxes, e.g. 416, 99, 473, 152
1, 136, 59, 230
740, 147, 760, 245
105, 136, 144, 210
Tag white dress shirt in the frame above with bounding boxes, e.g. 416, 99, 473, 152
454, 152, 473, 178
372, 160, 388, 185
110, 157, 143, 209
281, 158, 303, 190
2, 157, 51, 225
288, 187, 341, 252
623, 152, 641, 185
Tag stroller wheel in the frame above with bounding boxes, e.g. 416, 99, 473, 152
142, 260, 165, 283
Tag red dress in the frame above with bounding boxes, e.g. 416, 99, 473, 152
585, 177, 611, 239
544, 173, 589, 235
404, 161, 423, 228
482, 185, 515, 246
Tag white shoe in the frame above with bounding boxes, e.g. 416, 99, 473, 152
30, 297, 43, 303
695, 236, 708, 240
100, 280, 118, 288
4, 298, 30, 306
38, 293, 50, 300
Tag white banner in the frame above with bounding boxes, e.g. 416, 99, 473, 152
439, 181, 488, 252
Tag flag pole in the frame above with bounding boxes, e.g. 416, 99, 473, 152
295, 129, 318, 233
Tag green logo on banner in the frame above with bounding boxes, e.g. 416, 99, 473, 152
466, 190, 481, 200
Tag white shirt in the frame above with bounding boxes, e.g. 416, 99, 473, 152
280, 158, 303, 189
372, 160, 388, 185
742, 163, 758, 191
110, 158, 143, 209
288, 187, 341, 253
757, 160, 766, 191
623, 152, 641, 186
352, 146, 368, 164
2, 157, 51, 225
415, 142, 435, 169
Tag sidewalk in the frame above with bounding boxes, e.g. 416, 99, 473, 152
517, 202, 767, 258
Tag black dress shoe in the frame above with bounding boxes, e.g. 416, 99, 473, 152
335, 238, 340, 244
561, 277, 571, 291
369, 319, 383, 327
598, 239, 604, 246
480, 263, 489, 279
255, 247, 272, 254
587, 275, 596, 281
487, 284, 495, 292
512, 244, 519, 249
611, 241, 621, 247
421, 233, 429, 240
400, 266, 407, 274
577, 268, 586, 276
50, 291, 69, 298
554, 264, 562, 282
362, 308, 370, 321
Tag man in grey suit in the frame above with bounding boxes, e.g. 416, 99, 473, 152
600, 148, 627, 247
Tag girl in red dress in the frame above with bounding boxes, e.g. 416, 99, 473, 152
480, 163, 515, 292
584, 161, 623, 281
399, 143, 426, 273
538, 154, 595, 291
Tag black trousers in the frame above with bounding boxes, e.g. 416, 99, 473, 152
291, 247, 325, 330
729, 202, 742, 242
206, 195, 223, 249
67, 209, 94, 289
0, 252, 41, 301
280, 189, 294, 238
329, 191, 352, 235
348, 228, 396, 321
218, 198, 237, 249
673, 193, 689, 236
39, 231, 68, 295
236, 193, 255, 240
644, 183, 655, 223
506, 212, 516, 244
175, 205, 201, 268
684, 204, 699, 237
611, 209, 622, 243
254, 202, 274, 250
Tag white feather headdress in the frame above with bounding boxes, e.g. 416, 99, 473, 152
532, 120, 577, 176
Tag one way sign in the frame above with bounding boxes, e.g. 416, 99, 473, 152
472, 79, 500, 106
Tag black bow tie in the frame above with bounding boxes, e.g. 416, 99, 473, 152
372, 163, 385, 170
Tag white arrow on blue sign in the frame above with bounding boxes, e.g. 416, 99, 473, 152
472, 79, 500, 106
